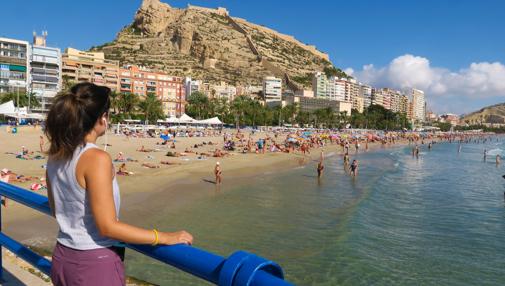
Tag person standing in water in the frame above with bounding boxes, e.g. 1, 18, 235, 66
484, 149, 487, 162
215, 162, 222, 184
343, 152, 350, 165
317, 151, 325, 178
45, 83, 193, 286
496, 154, 501, 165
350, 159, 359, 177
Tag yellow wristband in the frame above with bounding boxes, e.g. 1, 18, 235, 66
152, 229, 159, 246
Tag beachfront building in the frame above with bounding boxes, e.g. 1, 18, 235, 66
208, 81, 237, 101
263, 76, 282, 105
119, 65, 185, 117
294, 89, 314, 98
184, 77, 201, 98
359, 84, 372, 108
347, 78, 360, 103
439, 113, 460, 126
29, 32, 61, 113
371, 88, 383, 107
408, 88, 426, 122
297, 96, 352, 115
0, 37, 29, 95
313, 72, 354, 102
352, 95, 365, 113
62, 48, 119, 91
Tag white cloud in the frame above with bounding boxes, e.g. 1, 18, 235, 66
349, 55, 505, 113
350, 54, 505, 100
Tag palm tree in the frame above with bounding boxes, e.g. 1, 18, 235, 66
109, 91, 120, 114
0, 92, 40, 108
230, 96, 250, 128
186, 91, 209, 119
138, 93, 164, 123
61, 75, 75, 91
118, 92, 139, 117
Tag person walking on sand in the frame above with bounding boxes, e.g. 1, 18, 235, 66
45, 83, 193, 286
39, 135, 45, 153
215, 162, 222, 184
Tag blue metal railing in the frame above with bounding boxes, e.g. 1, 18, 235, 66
0, 181, 293, 285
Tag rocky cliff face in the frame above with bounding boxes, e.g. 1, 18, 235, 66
92, 0, 337, 87
461, 103, 505, 124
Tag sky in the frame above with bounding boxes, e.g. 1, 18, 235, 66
1, 0, 504, 114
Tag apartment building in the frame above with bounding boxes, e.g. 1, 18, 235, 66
119, 65, 185, 117
62, 48, 119, 91
29, 32, 61, 113
408, 88, 426, 122
263, 76, 282, 105
359, 84, 372, 108
0, 37, 29, 94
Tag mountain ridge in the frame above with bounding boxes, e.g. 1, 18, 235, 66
461, 102, 505, 124
90, 0, 345, 88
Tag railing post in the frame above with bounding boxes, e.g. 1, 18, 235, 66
0, 196, 3, 281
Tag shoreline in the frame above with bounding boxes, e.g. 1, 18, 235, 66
2, 127, 409, 248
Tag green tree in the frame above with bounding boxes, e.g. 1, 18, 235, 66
109, 91, 120, 114
186, 91, 209, 119
61, 75, 75, 91
117, 92, 139, 117
0, 92, 40, 108
138, 93, 164, 123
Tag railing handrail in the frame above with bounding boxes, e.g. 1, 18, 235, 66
0, 181, 293, 286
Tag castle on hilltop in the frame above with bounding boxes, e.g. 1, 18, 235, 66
187, 4, 229, 16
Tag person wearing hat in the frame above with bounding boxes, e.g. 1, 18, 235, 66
214, 162, 222, 184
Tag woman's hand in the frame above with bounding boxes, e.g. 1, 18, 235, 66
159, 231, 193, 245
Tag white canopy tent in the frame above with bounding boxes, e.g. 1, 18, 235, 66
197, 117, 223, 125
0, 101, 16, 114
0, 101, 45, 120
158, 114, 223, 127
178, 113, 196, 123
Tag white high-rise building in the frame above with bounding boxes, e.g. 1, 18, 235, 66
359, 84, 372, 108
184, 77, 201, 98
29, 31, 62, 113
313, 72, 351, 102
263, 76, 282, 105
409, 88, 425, 121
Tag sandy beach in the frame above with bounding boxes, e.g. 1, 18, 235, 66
0, 125, 407, 251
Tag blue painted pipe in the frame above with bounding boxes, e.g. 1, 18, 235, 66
0, 232, 52, 276
0, 182, 293, 285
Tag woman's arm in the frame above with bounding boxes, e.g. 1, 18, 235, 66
46, 171, 55, 217
80, 149, 193, 245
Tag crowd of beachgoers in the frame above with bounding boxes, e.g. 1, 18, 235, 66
1, 125, 500, 194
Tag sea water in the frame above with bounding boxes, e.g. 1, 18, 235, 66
125, 139, 505, 285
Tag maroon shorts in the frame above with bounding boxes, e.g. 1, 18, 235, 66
51, 242, 125, 286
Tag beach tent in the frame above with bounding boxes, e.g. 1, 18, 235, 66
165, 116, 181, 124
198, 117, 223, 125
178, 114, 195, 123
0, 101, 15, 115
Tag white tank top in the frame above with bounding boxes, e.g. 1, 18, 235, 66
47, 143, 121, 250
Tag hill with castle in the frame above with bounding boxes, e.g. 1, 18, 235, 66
90, 0, 345, 89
